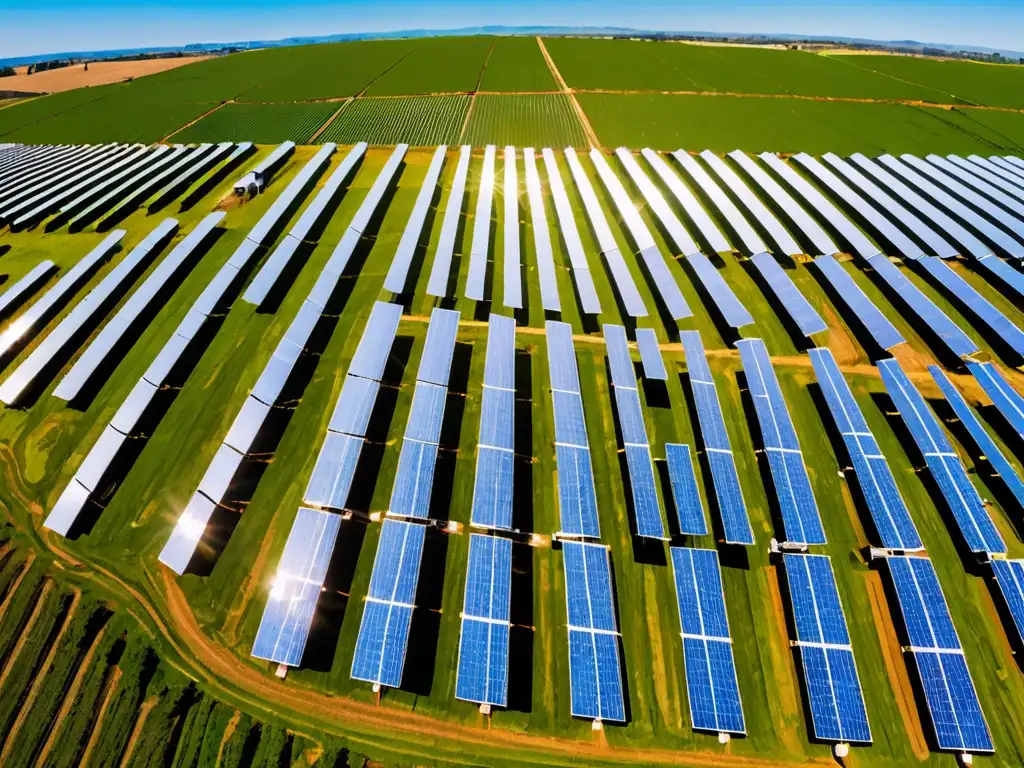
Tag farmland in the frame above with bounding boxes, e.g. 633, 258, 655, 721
172, 101, 341, 144
462, 94, 588, 147
317, 95, 470, 146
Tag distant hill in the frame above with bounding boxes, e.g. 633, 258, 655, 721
3, 25, 1022, 68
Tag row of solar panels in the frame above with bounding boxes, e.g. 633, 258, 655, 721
0, 141, 254, 231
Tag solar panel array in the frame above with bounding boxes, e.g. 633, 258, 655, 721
383, 145, 446, 295
968, 361, 1024, 439
811, 254, 904, 350
149, 141, 242, 211
0, 260, 57, 321
991, 559, 1024, 650
524, 148, 561, 312
465, 145, 496, 301
562, 540, 626, 722
250, 506, 342, 666
456, 534, 512, 707
929, 366, 1024, 513
885, 556, 993, 753
634, 328, 667, 380
808, 348, 923, 551
471, 314, 516, 530
503, 146, 522, 310
970, 155, 1024, 190
782, 554, 871, 743
665, 444, 709, 535
680, 331, 754, 545
564, 147, 647, 317
547, 320, 600, 538
351, 518, 426, 688
616, 148, 700, 257
670, 547, 745, 734
748, 253, 827, 337
641, 149, 732, 254
927, 154, 1024, 222
737, 339, 826, 545
542, 148, 601, 314
604, 324, 666, 539
426, 145, 471, 298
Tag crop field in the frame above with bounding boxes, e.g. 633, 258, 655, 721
173, 101, 342, 144
317, 95, 470, 146
2, 139, 1024, 768
478, 37, 559, 92
363, 36, 494, 95
463, 94, 588, 147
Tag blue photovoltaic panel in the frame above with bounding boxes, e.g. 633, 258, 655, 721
603, 324, 636, 389
975, 255, 1024, 302
304, 432, 364, 511
878, 359, 1005, 555
635, 328, 667, 380
685, 252, 754, 328
812, 255, 904, 350
808, 348, 923, 551
556, 444, 601, 538
681, 331, 754, 545
749, 252, 828, 337
417, 308, 460, 386
665, 444, 709, 536
465, 145, 495, 301
347, 302, 404, 382
969, 361, 1024, 439
885, 556, 993, 753
470, 446, 514, 530
478, 386, 514, 451
624, 444, 665, 539
327, 375, 380, 438
562, 541, 625, 722
670, 547, 745, 734
351, 519, 426, 688
614, 387, 648, 447
483, 314, 516, 391
405, 382, 447, 445
553, 389, 589, 448
387, 439, 439, 520
456, 534, 512, 706
251, 507, 342, 666
991, 559, 1024, 648
930, 367, 1024, 513
427, 145, 471, 298
783, 554, 871, 743
546, 321, 580, 393
738, 339, 825, 545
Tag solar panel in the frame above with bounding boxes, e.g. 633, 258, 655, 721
973, 155, 1024, 189
149, 141, 238, 210
759, 152, 883, 260
782, 554, 871, 744
974, 254, 1024, 302
991, 155, 1024, 180
53, 212, 225, 401
156, 493, 219, 574
345, 301, 404, 383
503, 146, 522, 310
553, 389, 588, 448
556, 444, 601, 538
670, 547, 745, 734
635, 328, 667, 380
524, 148, 561, 312
616, 147, 700, 256
426, 146, 472, 298
640, 149, 732, 254
562, 541, 625, 722
0, 230, 124, 361
967, 361, 1024, 439
991, 559, 1024, 649
417, 308, 460, 386
933, 155, 1024, 216
564, 148, 648, 317
304, 432, 364, 510
471, 446, 514, 530
685, 252, 753, 328
542, 148, 602, 315
680, 331, 753, 545
727, 151, 839, 256
838, 154, 984, 260
665, 444, 709, 535
793, 153, 926, 260
812, 254, 904, 349
251, 506, 342, 666
602, 324, 635, 389
471, 317, 516, 530
0, 260, 56, 321
483, 313, 515, 390
749, 252, 827, 337
404, 382, 447, 445
109, 378, 159, 435
351, 519, 426, 688
916, 257, 1024, 356
456, 534, 512, 707
385, 145, 446, 295
808, 348, 923, 550
686, 150, 797, 256
291, 142, 368, 243
465, 145, 496, 301
884, 556, 993, 753
930, 366, 1024, 513
100, 144, 217, 223
546, 320, 580, 393
624, 443, 665, 539
737, 339, 826, 545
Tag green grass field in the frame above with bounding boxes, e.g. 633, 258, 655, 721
317, 95, 470, 145
1, 142, 1024, 767
463, 94, 588, 147
172, 101, 342, 144
478, 37, 559, 92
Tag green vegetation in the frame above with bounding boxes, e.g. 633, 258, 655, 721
317, 95, 470, 145
463, 93, 587, 147
364, 37, 494, 95
172, 101, 341, 144
478, 37, 558, 92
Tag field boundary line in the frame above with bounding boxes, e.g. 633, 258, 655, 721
536, 36, 600, 149
309, 99, 353, 144
161, 101, 230, 143
79, 665, 121, 768
457, 40, 496, 144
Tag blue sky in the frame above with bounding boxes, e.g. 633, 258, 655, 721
2, 0, 1021, 58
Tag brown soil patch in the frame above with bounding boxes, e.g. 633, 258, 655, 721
5, 57, 210, 94
80, 665, 122, 768
764, 569, 803, 754
117, 695, 159, 768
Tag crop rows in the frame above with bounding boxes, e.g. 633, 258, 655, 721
463, 94, 588, 147
478, 37, 558, 92
173, 101, 340, 143
318, 95, 470, 146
